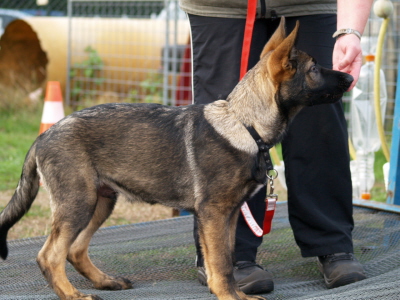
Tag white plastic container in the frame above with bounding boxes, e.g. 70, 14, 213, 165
350, 54, 387, 199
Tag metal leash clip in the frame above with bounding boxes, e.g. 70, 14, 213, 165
266, 169, 279, 201
263, 169, 278, 234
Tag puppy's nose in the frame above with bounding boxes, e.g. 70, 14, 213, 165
343, 73, 354, 85
339, 73, 353, 90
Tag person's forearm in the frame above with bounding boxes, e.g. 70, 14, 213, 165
337, 0, 374, 35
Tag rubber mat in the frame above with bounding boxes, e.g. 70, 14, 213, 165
1, 202, 399, 300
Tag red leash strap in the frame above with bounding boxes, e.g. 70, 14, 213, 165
241, 195, 277, 237
240, 0, 257, 80
262, 196, 277, 234
241, 202, 264, 237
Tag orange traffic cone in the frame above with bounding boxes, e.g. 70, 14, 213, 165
39, 81, 65, 135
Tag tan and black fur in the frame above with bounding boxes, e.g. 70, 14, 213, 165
0, 18, 352, 300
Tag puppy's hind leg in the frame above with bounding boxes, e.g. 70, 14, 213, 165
36, 188, 101, 300
67, 186, 133, 291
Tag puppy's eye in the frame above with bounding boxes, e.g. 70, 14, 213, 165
310, 65, 318, 73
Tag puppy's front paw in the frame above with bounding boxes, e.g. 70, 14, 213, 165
94, 276, 133, 290
73, 293, 104, 300
241, 296, 266, 300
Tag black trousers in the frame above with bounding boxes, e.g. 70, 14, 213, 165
190, 14, 354, 266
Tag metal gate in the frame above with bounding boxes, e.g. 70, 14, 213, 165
67, 0, 191, 107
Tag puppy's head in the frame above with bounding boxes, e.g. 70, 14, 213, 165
259, 17, 353, 114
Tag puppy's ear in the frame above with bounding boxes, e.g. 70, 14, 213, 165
260, 17, 286, 59
267, 20, 299, 82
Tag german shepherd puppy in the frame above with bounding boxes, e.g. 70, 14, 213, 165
0, 18, 352, 300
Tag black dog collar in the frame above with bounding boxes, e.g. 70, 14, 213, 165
245, 126, 274, 173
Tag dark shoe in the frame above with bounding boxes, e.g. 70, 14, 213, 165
318, 253, 366, 289
197, 261, 274, 294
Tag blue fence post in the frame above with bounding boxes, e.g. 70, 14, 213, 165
387, 55, 400, 205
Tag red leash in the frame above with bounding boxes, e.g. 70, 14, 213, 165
240, 0, 277, 236
240, 0, 257, 80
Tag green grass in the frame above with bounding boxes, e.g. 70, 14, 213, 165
0, 106, 43, 190
370, 148, 388, 202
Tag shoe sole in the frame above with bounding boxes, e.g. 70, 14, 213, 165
323, 272, 366, 289
198, 271, 274, 294
239, 279, 274, 294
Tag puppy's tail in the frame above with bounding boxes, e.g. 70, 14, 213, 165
0, 143, 40, 260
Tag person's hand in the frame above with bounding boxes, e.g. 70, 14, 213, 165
332, 34, 363, 91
